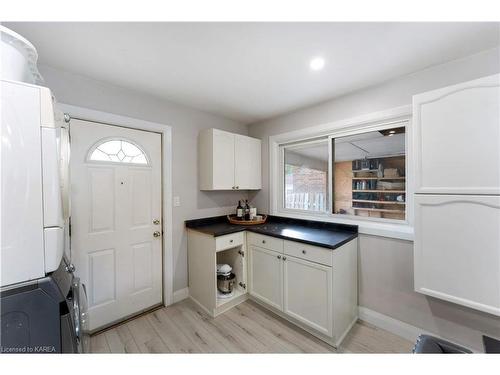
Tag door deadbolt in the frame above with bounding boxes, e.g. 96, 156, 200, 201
153, 219, 160, 225
153, 231, 161, 238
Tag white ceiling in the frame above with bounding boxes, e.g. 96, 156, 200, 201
5, 22, 499, 123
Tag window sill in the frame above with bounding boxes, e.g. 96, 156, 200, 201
273, 210, 414, 241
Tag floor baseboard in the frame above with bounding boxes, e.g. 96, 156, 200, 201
172, 287, 189, 303
358, 306, 429, 343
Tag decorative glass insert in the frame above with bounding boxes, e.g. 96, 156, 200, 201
88, 139, 149, 165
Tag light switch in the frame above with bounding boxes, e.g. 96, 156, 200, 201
173, 196, 181, 207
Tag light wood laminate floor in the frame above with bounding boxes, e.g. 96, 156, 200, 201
90, 299, 413, 353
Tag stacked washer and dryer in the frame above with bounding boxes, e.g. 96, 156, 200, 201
0, 26, 89, 353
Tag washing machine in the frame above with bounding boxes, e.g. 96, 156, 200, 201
0, 257, 89, 353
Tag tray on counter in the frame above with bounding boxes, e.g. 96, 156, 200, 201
227, 214, 267, 225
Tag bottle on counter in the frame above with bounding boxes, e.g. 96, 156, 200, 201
244, 200, 250, 220
236, 200, 243, 219
250, 206, 257, 220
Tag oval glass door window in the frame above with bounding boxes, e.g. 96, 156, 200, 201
88, 138, 149, 165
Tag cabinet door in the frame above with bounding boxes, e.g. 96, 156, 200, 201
283, 256, 333, 336
212, 129, 235, 190
248, 245, 283, 310
414, 194, 500, 316
413, 74, 500, 194
234, 134, 261, 190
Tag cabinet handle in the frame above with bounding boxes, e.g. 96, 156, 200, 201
230, 239, 233, 243
277, 255, 281, 259
236, 186, 239, 189
262, 240, 266, 244
283, 256, 287, 261
302, 250, 307, 254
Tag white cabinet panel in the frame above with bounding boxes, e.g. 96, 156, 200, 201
248, 245, 283, 310
235, 134, 261, 190
414, 195, 500, 316
212, 129, 236, 190
413, 74, 500, 194
284, 240, 333, 266
283, 255, 333, 336
247, 232, 283, 253
215, 232, 244, 251
199, 128, 261, 190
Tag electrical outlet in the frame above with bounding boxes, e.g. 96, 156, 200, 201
173, 196, 181, 207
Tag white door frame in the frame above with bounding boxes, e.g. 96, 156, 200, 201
58, 103, 174, 306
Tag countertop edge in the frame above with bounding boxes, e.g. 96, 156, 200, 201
186, 225, 358, 250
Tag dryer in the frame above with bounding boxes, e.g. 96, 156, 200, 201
1, 79, 71, 287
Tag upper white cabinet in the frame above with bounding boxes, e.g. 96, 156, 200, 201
234, 134, 261, 190
414, 194, 500, 316
199, 128, 261, 190
413, 74, 500, 195
413, 74, 500, 317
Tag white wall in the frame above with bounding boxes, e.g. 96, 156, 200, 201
359, 235, 500, 351
40, 65, 248, 292
247, 47, 500, 351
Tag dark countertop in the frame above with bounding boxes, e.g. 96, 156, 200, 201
185, 215, 358, 250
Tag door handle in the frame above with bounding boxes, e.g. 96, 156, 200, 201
153, 231, 161, 238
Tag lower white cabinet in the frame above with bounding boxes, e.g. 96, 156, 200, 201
248, 245, 283, 310
248, 235, 358, 347
188, 229, 358, 347
187, 230, 248, 317
283, 255, 333, 336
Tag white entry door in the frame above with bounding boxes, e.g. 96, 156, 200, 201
70, 119, 163, 331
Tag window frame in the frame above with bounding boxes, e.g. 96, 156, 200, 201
86, 136, 151, 166
269, 105, 414, 240
280, 137, 331, 215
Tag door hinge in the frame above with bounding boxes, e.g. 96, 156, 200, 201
238, 249, 245, 257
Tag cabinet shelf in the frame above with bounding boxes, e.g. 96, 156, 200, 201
216, 288, 245, 308
352, 190, 405, 193
352, 199, 405, 205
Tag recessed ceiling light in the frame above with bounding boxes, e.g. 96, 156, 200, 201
309, 57, 325, 71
